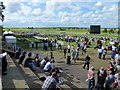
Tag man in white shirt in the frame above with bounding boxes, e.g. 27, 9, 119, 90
98, 48, 103, 59
115, 53, 120, 65
40, 58, 47, 69
68, 44, 71, 53
43, 60, 54, 72
0, 52, 7, 58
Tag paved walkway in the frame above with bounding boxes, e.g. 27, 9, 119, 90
2, 55, 29, 89
26, 49, 88, 88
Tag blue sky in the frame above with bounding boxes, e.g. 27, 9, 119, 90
0, 0, 119, 28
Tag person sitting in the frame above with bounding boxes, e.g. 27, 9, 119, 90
25, 55, 36, 71
42, 71, 58, 89
18, 52, 26, 64
40, 57, 48, 69
15, 48, 21, 59
22, 52, 32, 66
43, 59, 54, 72
34, 54, 40, 67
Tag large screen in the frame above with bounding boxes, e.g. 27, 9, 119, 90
90, 25, 101, 34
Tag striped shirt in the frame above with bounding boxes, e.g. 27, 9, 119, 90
42, 76, 57, 89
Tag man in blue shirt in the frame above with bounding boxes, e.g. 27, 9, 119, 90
111, 50, 116, 60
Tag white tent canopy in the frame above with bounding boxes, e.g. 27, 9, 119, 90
3, 31, 14, 35
5, 36, 16, 43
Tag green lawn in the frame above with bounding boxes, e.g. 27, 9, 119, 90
2, 28, 119, 74
3, 28, 119, 38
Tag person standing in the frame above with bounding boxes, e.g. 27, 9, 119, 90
108, 62, 115, 75
63, 47, 67, 58
83, 54, 91, 70
102, 48, 107, 60
96, 67, 107, 90
96, 71, 106, 90
97, 67, 107, 78
50, 51, 54, 59
71, 49, 76, 63
87, 66, 95, 90
31, 41, 34, 48
71, 45, 74, 51
114, 71, 120, 88
1, 52, 7, 75
98, 48, 103, 59
105, 70, 115, 90
111, 50, 116, 60
115, 53, 120, 65
49, 41, 53, 51
75, 48, 79, 60
68, 44, 71, 53
82, 45, 87, 55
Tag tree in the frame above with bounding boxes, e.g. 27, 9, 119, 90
118, 29, 120, 35
60, 28, 65, 31
108, 29, 114, 34
103, 28, 107, 33
0, 2, 5, 22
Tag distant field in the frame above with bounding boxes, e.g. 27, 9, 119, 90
3, 28, 119, 37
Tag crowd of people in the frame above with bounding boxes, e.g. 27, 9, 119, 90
15, 48, 64, 89
29, 35, 120, 90
1, 32, 120, 90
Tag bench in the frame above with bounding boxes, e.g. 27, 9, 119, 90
2, 55, 29, 89
14, 59, 43, 89
15, 52, 71, 89
35, 67, 71, 89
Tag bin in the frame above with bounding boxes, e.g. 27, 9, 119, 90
66, 55, 71, 64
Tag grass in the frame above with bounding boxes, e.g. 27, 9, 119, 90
3, 28, 119, 73
3, 28, 119, 38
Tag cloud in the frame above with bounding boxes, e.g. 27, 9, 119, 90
109, 4, 117, 11
20, 3, 32, 16
2, 0, 119, 28
5, 2, 21, 13
102, 6, 107, 12
32, 8, 41, 16
82, 11, 93, 18
95, 2, 103, 7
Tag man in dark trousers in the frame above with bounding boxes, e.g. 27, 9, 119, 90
83, 54, 91, 70
49, 41, 53, 51
96, 71, 106, 90
0, 52, 7, 75
63, 47, 67, 58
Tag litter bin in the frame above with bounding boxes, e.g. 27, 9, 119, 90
66, 55, 71, 64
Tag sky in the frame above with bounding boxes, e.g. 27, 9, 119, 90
0, 0, 120, 28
